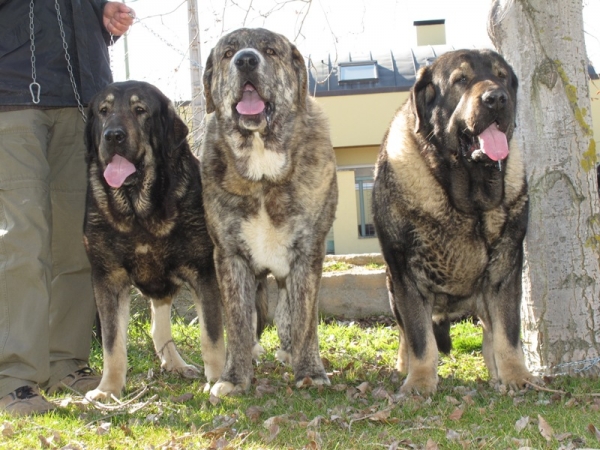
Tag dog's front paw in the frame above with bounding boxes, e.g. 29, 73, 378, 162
173, 364, 202, 379
295, 373, 330, 388
497, 369, 540, 392
275, 349, 292, 365
210, 380, 249, 397
85, 387, 120, 402
399, 376, 438, 396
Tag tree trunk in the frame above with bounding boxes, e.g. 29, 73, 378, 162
488, 0, 600, 376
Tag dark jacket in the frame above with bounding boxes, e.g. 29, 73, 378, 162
0, 0, 113, 107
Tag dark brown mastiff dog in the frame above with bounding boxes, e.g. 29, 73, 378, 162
373, 49, 536, 394
83, 81, 225, 400
201, 28, 338, 397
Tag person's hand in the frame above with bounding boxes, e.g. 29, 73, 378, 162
103, 2, 135, 36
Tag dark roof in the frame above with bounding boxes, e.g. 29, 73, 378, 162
414, 19, 445, 26
307, 45, 455, 97
307, 47, 599, 97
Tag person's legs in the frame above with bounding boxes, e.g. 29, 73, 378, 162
0, 109, 53, 401
44, 108, 97, 392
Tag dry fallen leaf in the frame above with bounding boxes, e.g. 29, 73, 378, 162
588, 423, 600, 441
426, 438, 439, 449
515, 416, 529, 433
171, 392, 194, 403
554, 432, 572, 442
209, 393, 220, 406
370, 409, 392, 422
446, 429, 461, 441
445, 396, 460, 405
245, 405, 264, 423
448, 408, 464, 421
263, 414, 288, 429
38, 435, 51, 449
1, 422, 14, 437
265, 423, 280, 443
96, 422, 111, 436
538, 414, 553, 442
356, 381, 370, 394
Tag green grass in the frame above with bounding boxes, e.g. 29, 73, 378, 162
2, 307, 600, 449
322, 261, 354, 272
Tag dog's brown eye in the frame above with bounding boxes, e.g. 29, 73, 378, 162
224, 49, 234, 58
99, 106, 108, 115
497, 71, 507, 79
265, 48, 275, 56
135, 107, 146, 115
453, 75, 467, 85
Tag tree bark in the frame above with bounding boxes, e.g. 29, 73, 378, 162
488, 0, 600, 376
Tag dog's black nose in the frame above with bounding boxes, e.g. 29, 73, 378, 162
234, 51, 259, 72
104, 127, 127, 144
482, 89, 507, 110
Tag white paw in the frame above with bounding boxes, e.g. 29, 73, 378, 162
275, 349, 292, 365
252, 343, 265, 360
85, 387, 119, 401
210, 381, 236, 397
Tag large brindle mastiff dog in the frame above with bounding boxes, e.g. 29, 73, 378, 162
201, 28, 338, 397
83, 81, 226, 400
373, 49, 535, 394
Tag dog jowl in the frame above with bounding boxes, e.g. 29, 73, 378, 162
373, 49, 536, 395
83, 81, 226, 400
201, 28, 338, 397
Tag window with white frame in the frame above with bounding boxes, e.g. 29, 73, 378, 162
355, 167, 376, 238
339, 61, 378, 82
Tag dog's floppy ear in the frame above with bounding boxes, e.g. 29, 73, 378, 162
411, 66, 434, 134
161, 101, 189, 151
203, 49, 216, 114
167, 103, 190, 148
291, 44, 308, 107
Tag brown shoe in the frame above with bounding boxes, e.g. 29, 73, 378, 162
0, 386, 56, 416
47, 367, 101, 395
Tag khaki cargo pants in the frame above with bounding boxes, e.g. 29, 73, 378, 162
0, 108, 96, 398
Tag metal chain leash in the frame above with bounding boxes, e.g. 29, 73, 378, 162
551, 356, 600, 376
54, 0, 86, 122
28, 0, 86, 122
28, 0, 40, 104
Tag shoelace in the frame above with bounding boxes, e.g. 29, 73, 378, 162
15, 386, 37, 400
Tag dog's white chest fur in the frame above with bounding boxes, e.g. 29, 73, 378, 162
240, 202, 291, 279
236, 132, 286, 181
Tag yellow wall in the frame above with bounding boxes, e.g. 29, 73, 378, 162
335, 145, 380, 167
316, 92, 408, 148
333, 171, 381, 255
416, 24, 446, 46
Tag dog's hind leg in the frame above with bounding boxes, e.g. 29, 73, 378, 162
252, 276, 268, 360
150, 298, 202, 379
274, 278, 292, 365
480, 264, 535, 390
86, 281, 131, 401
191, 272, 226, 382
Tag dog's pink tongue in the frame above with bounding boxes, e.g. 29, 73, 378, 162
103, 154, 136, 188
478, 124, 509, 161
236, 85, 265, 115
